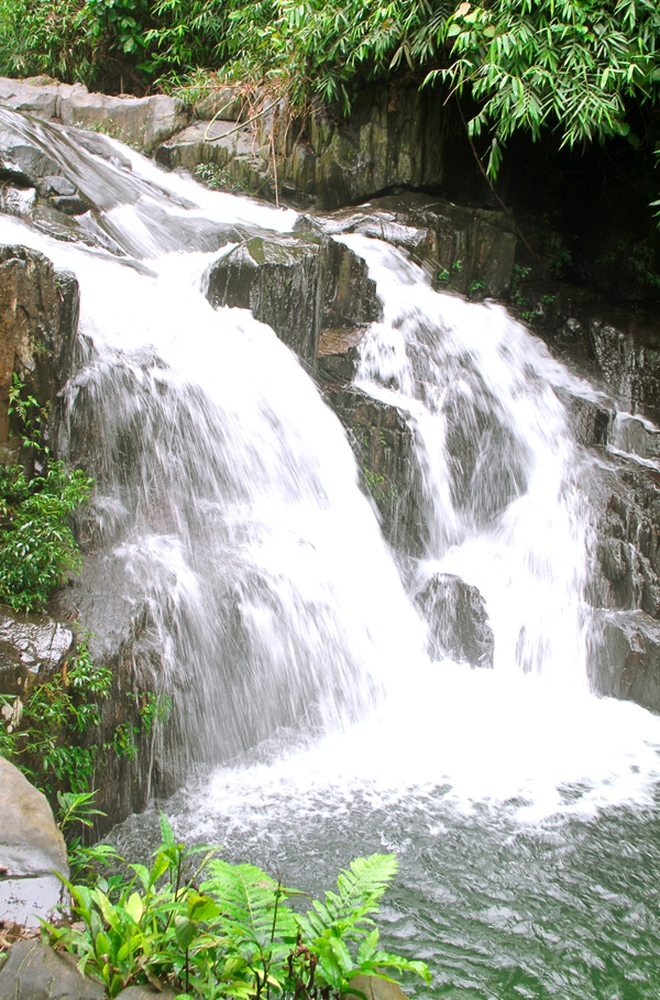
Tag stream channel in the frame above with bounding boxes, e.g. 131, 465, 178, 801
2, 110, 660, 999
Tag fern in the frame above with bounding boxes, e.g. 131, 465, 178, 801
297, 854, 398, 942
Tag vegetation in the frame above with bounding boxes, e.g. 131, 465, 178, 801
45, 815, 429, 1000
0, 374, 92, 613
0, 633, 169, 803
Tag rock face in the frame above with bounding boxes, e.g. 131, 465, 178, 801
0, 758, 69, 926
318, 193, 517, 299
414, 573, 495, 669
0, 245, 78, 453
157, 84, 449, 210
320, 384, 427, 557
0, 940, 106, 1000
0, 608, 74, 697
0, 76, 187, 153
204, 233, 380, 370
520, 281, 660, 425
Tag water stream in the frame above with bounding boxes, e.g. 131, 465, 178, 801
2, 111, 660, 998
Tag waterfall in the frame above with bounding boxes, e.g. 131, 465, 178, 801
1, 109, 660, 820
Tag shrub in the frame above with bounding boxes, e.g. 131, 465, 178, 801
46, 816, 430, 999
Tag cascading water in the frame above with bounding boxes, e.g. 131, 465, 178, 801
3, 109, 660, 998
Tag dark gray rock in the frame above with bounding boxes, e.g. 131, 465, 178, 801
588, 609, 660, 712
0, 940, 105, 1000
0, 245, 79, 454
204, 234, 379, 370
520, 281, 660, 426
155, 119, 273, 199
414, 572, 494, 668
319, 384, 427, 558
318, 193, 517, 299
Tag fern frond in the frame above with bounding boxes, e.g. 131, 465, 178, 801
201, 860, 297, 949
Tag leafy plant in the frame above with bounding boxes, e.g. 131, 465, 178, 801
45, 816, 430, 999
429, 0, 660, 177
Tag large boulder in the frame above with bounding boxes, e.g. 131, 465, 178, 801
204, 233, 380, 370
155, 119, 273, 199
0, 940, 105, 1000
414, 572, 494, 668
0, 759, 69, 925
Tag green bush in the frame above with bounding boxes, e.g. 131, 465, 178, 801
46, 815, 430, 999
0, 461, 92, 613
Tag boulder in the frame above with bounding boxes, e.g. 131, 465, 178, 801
276, 85, 448, 210
116, 987, 179, 999
0, 608, 74, 696
415, 572, 494, 668
194, 86, 245, 122
588, 609, 660, 712
0, 759, 69, 926
347, 975, 409, 1000
0, 940, 105, 999
59, 91, 188, 155
204, 233, 379, 370
519, 281, 660, 426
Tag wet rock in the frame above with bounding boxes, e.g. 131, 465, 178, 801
0, 760, 69, 926
204, 234, 379, 369
0, 608, 74, 695
276, 85, 448, 209
321, 385, 427, 557
587, 452, 660, 618
554, 389, 612, 447
0, 245, 78, 452
0, 119, 62, 186
520, 281, 660, 425
414, 572, 494, 668
319, 193, 517, 299
588, 609, 660, 712
0, 940, 105, 999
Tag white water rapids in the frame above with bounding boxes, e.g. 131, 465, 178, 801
1, 114, 660, 833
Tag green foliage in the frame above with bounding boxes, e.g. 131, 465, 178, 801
431, 0, 660, 176
221, 0, 447, 112
0, 374, 93, 613
46, 818, 429, 999
0, 636, 112, 795
0, 461, 92, 612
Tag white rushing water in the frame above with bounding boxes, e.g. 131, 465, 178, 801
1, 110, 660, 826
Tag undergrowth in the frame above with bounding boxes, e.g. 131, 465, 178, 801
45, 815, 430, 1000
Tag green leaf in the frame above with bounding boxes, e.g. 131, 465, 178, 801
174, 915, 197, 950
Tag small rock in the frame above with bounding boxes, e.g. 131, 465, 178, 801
415, 572, 495, 668
347, 975, 410, 1000
0, 940, 105, 999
